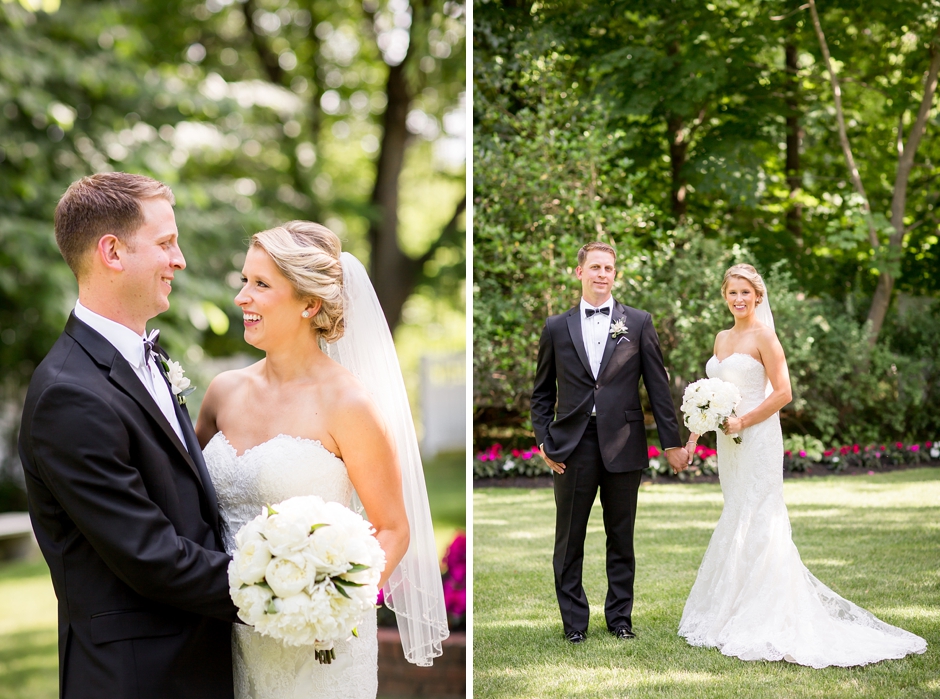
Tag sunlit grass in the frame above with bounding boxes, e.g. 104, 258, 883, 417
425, 450, 466, 557
474, 468, 940, 699
0, 558, 58, 699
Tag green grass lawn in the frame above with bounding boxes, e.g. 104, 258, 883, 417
0, 558, 58, 699
474, 468, 940, 699
0, 451, 464, 699
425, 450, 467, 556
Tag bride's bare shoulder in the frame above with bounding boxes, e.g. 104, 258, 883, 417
713, 328, 730, 354
205, 362, 262, 400
324, 365, 373, 412
755, 323, 781, 345
755, 324, 785, 360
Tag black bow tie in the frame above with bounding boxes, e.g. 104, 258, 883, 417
585, 307, 610, 318
143, 329, 160, 358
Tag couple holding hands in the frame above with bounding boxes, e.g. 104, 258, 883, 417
532, 241, 926, 667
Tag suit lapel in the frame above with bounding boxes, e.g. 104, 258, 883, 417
154, 358, 222, 532
566, 308, 593, 377
175, 399, 222, 532
65, 314, 208, 495
597, 302, 626, 379
108, 359, 206, 487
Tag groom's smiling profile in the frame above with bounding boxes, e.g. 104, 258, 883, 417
531, 241, 689, 644
18, 173, 239, 699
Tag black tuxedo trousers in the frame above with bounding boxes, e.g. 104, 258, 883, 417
18, 314, 239, 699
553, 418, 642, 634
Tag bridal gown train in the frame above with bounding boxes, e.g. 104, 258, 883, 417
678, 353, 927, 667
204, 432, 378, 699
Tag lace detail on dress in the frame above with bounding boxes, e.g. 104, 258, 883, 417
204, 432, 377, 699
678, 354, 926, 668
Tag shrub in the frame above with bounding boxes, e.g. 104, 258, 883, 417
474, 439, 940, 480
474, 226, 940, 448
441, 532, 466, 632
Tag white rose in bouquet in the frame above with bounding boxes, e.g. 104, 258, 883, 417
235, 516, 266, 547
229, 495, 386, 664
231, 584, 273, 626
708, 384, 738, 417
684, 412, 713, 437
262, 508, 314, 557
681, 377, 743, 444
265, 553, 316, 598
268, 592, 319, 646
232, 537, 272, 585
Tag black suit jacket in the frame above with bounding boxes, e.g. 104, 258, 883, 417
531, 300, 682, 472
18, 313, 238, 699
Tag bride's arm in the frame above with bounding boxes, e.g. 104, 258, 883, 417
723, 328, 792, 433
332, 391, 410, 590
685, 334, 723, 462
194, 377, 222, 449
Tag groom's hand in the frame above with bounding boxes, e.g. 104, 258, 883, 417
665, 447, 689, 474
539, 445, 566, 474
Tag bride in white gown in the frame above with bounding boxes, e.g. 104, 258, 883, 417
195, 221, 448, 697
679, 263, 926, 668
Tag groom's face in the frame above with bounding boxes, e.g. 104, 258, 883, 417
120, 197, 186, 322
576, 250, 615, 304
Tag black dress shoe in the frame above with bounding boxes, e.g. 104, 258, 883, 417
564, 630, 587, 644
610, 626, 636, 640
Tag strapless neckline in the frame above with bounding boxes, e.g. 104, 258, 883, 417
209, 430, 341, 462
711, 352, 763, 368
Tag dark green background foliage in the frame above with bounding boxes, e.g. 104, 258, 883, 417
0, 0, 465, 487
473, 0, 940, 445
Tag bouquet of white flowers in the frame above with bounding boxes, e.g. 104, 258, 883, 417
228, 495, 386, 663
681, 378, 743, 444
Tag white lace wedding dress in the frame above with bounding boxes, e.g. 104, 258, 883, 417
678, 353, 927, 667
204, 431, 378, 698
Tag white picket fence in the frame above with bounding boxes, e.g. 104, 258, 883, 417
420, 352, 466, 458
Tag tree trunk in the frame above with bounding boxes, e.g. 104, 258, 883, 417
808, 0, 877, 247
367, 57, 414, 331
866, 32, 940, 343
810, 0, 940, 344
785, 36, 802, 244
665, 39, 687, 222
668, 115, 688, 221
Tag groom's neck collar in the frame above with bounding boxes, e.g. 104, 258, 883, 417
580, 294, 613, 310
74, 300, 148, 369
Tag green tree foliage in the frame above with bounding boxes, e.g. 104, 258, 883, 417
0, 0, 465, 391
0, 0, 465, 494
473, 0, 940, 444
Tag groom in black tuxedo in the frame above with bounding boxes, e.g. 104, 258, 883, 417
532, 241, 688, 643
18, 173, 239, 698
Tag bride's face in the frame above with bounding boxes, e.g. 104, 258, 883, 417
235, 246, 310, 349
724, 277, 759, 320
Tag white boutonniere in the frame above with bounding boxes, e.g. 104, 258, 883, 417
610, 318, 629, 341
160, 357, 196, 405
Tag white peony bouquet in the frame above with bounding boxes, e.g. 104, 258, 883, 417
681, 378, 743, 444
228, 495, 386, 663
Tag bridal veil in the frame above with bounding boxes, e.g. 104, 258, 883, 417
325, 252, 450, 666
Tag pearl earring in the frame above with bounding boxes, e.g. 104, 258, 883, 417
302, 311, 310, 318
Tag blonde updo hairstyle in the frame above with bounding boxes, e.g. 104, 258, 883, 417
250, 221, 345, 342
721, 263, 765, 305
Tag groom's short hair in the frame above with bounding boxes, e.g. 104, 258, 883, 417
577, 241, 616, 266
54, 172, 175, 279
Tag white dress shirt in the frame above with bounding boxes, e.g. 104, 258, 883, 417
74, 300, 188, 450
580, 296, 613, 414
